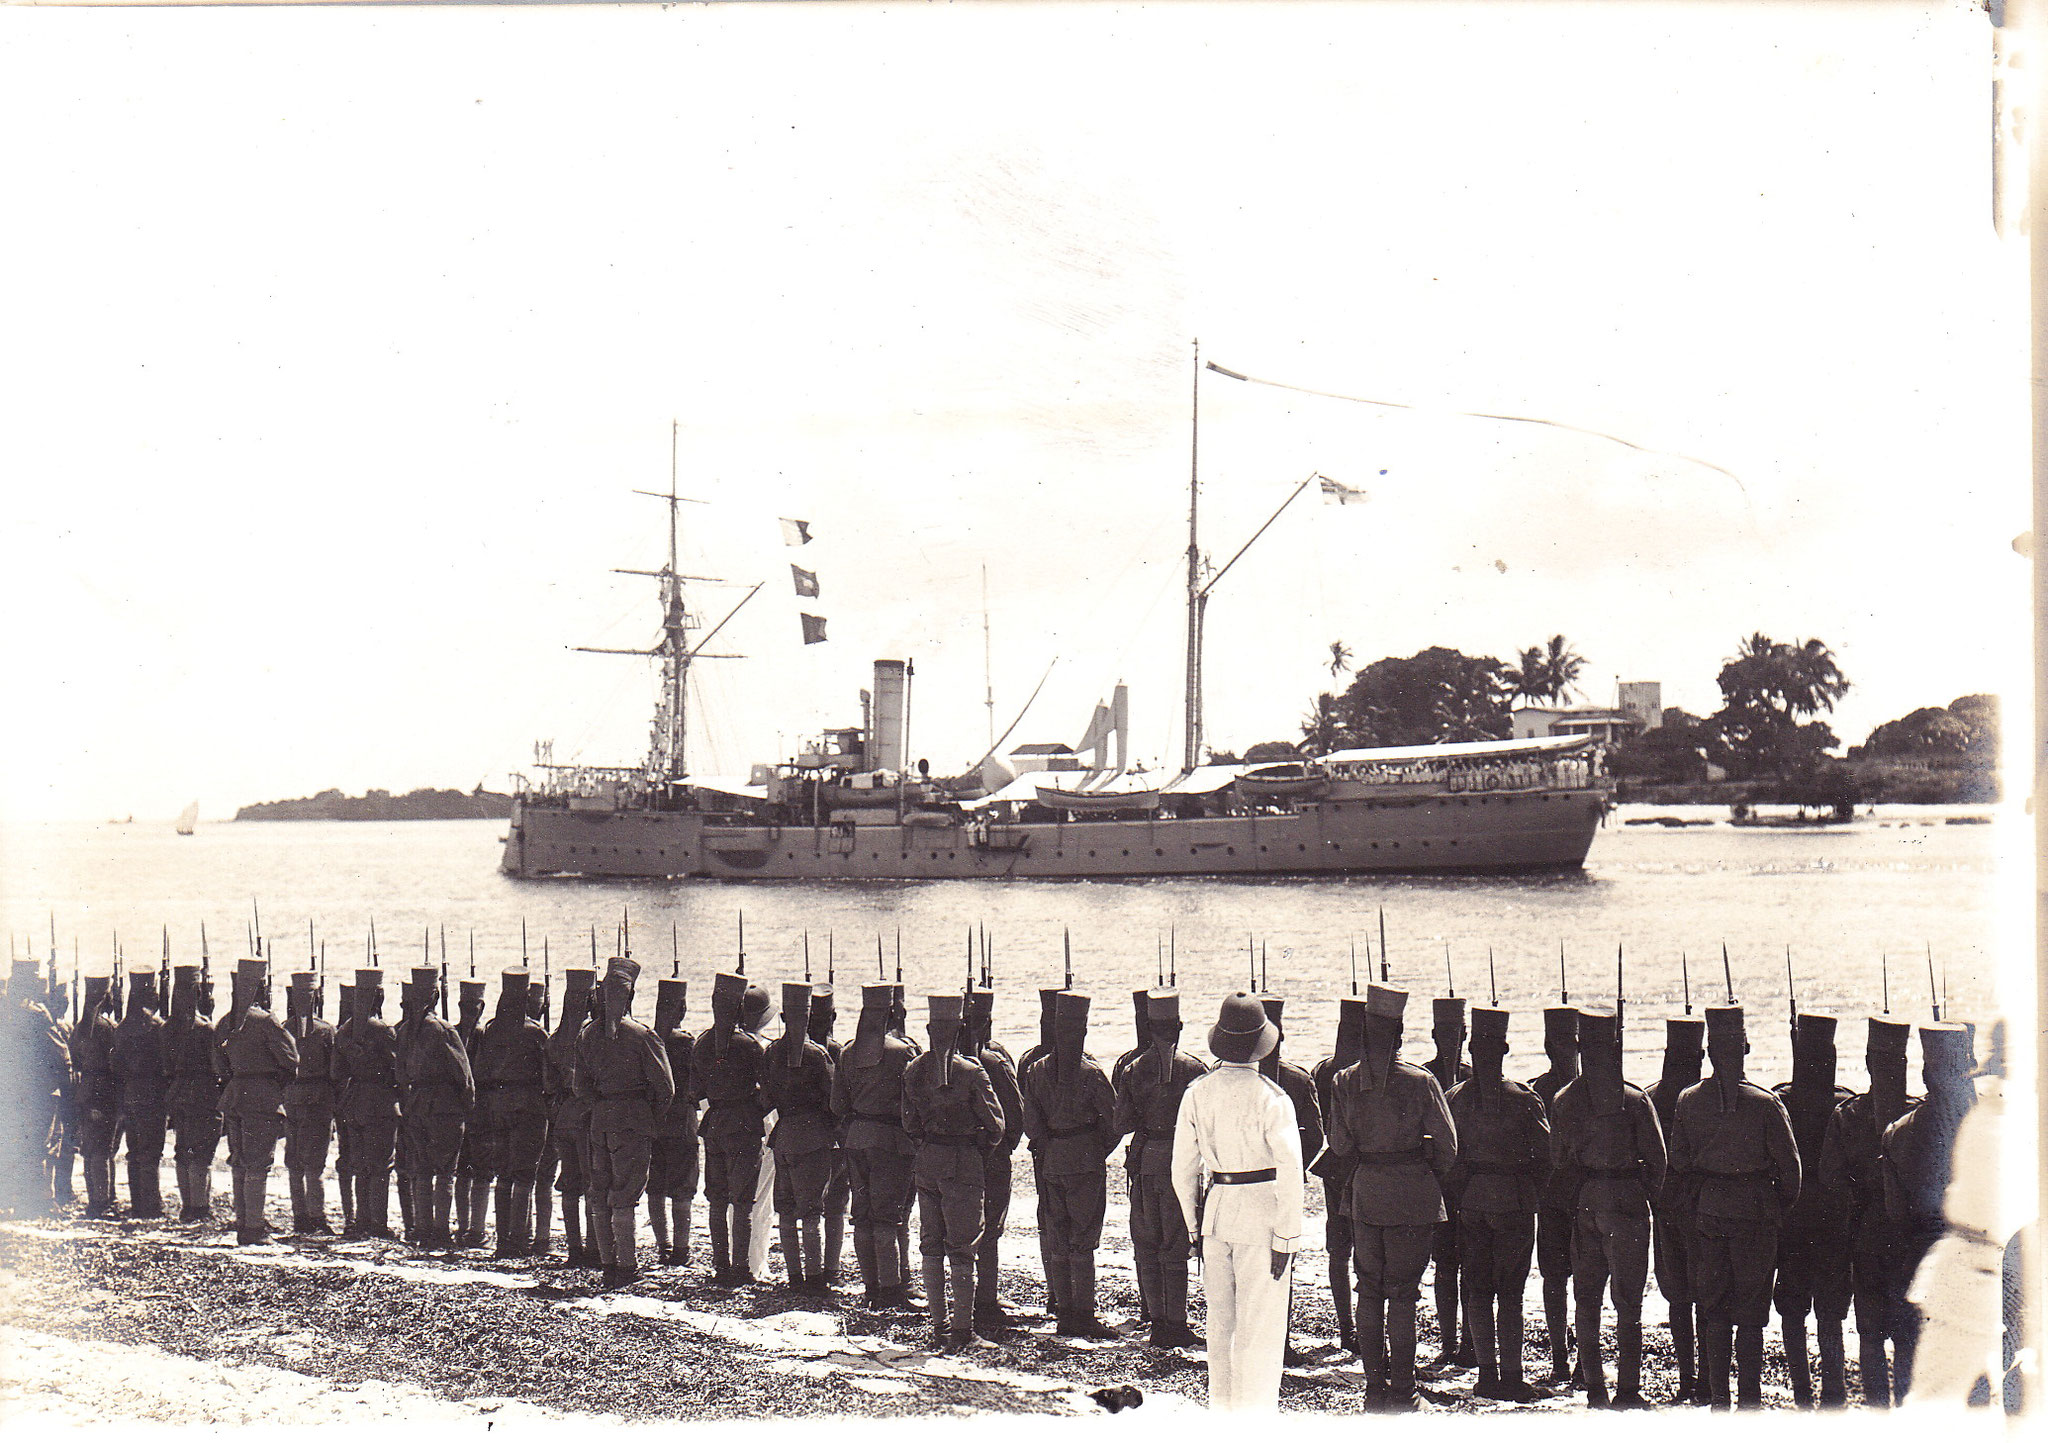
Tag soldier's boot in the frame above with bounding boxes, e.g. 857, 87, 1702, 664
306, 1172, 333, 1235
647, 1192, 672, 1265
81, 1154, 109, 1217
1500, 1304, 1548, 1402
561, 1191, 592, 1264
1668, 1305, 1697, 1403
1857, 1334, 1892, 1408
852, 1222, 878, 1302
1702, 1316, 1735, 1411
778, 1217, 803, 1285
1577, 1298, 1609, 1407
171, 1161, 197, 1222
434, 1176, 459, 1248
948, 1250, 977, 1348
801, 1217, 824, 1288
1891, 1332, 1917, 1406
610, 1206, 639, 1284
1467, 1281, 1503, 1398
973, 1232, 1006, 1330
364, 1169, 397, 1238
671, 1194, 692, 1266
288, 1171, 309, 1232
1359, 1296, 1389, 1408
585, 1196, 607, 1267
238, 1171, 272, 1245
338, 1169, 357, 1234
1037, 1227, 1063, 1319
1734, 1325, 1765, 1410
52, 1144, 76, 1204
396, 1173, 418, 1238
1387, 1296, 1420, 1411
1064, 1256, 1120, 1340
823, 1211, 843, 1285
1150, 1263, 1203, 1350
1783, 1312, 1814, 1408
1434, 1260, 1461, 1366
534, 1184, 554, 1255
1816, 1318, 1848, 1407
730, 1210, 756, 1284
513, 1182, 537, 1256
708, 1204, 731, 1280
922, 1251, 948, 1345
491, 1180, 518, 1258
466, 1179, 493, 1248
128, 1149, 164, 1218
453, 1174, 472, 1241
896, 1228, 916, 1301
1542, 1278, 1572, 1382
1612, 1315, 1649, 1408
1332, 1244, 1357, 1354
591, 1194, 617, 1269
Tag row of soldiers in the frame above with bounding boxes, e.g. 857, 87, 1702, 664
0, 952, 1987, 1409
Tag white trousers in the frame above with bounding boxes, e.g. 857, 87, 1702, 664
1905, 1232, 2006, 1406
750, 1131, 776, 1275
1203, 1236, 1291, 1412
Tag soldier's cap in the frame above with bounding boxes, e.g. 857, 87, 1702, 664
355, 968, 384, 990
1055, 992, 1090, 1026
859, 981, 893, 1010
337, 984, 356, 1009
172, 963, 200, 981
1704, 1004, 1746, 1043
811, 983, 835, 1010
1542, 1005, 1579, 1042
1866, 1016, 1912, 1055
1664, 1017, 1706, 1051
1132, 986, 1151, 1009
559, 966, 596, 1001
1259, 995, 1285, 1025
410, 966, 440, 988
1337, 995, 1369, 1026
126, 962, 158, 979
1793, 1012, 1837, 1046
1576, 1007, 1620, 1050
1432, 996, 1468, 1030
1920, 1021, 1973, 1073
289, 972, 317, 995
654, 975, 686, 1007
7, 958, 37, 985
1145, 990, 1180, 1023
1365, 984, 1407, 1023
964, 986, 994, 1024
235, 956, 268, 984
499, 969, 532, 1000
712, 971, 747, 1007
604, 955, 640, 988
1209, 991, 1279, 1064
781, 980, 814, 1013
927, 993, 964, 1026
400, 980, 430, 1007
1470, 1006, 1510, 1051
459, 978, 488, 1003
1038, 986, 1064, 1011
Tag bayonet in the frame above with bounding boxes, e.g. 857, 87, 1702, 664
827, 931, 834, 986
251, 898, 262, 958
1785, 944, 1797, 1036
1559, 939, 1568, 1005
1064, 927, 1073, 991
1488, 947, 1498, 1007
1379, 907, 1390, 982
894, 927, 901, 984
1168, 923, 1176, 988
1880, 951, 1889, 1014
1444, 942, 1455, 999
1615, 941, 1625, 1028
804, 931, 812, 983
1350, 937, 1359, 995
1720, 941, 1736, 1005
1260, 938, 1267, 994
1681, 950, 1691, 1015
1926, 944, 1939, 1021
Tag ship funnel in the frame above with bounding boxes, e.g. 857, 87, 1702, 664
1112, 683, 1130, 773
869, 660, 908, 774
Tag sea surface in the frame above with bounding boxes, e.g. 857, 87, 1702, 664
3, 802, 2023, 1090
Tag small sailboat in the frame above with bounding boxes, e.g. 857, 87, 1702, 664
174, 801, 198, 836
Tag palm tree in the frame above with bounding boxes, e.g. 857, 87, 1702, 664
1300, 693, 1349, 754
1541, 634, 1585, 703
1328, 639, 1353, 678
1505, 646, 1548, 705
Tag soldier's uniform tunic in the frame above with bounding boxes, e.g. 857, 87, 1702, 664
1819, 1084, 1916, 1404
691, 1019, 769, 1271
330, 995, 401, 1237
575, 1016, 674, 1214
473, 981, 549, 1255
1445, 1067, 1549, 1394
647, 1001, 699, 1262
902, 1018, 1004, 1341
2, 986, 68, 1215
542, 983, 595, 1257
283, 999, 337, 1231
1113, 1038, 1207, 1335
221, 993, 300, 1242
1019, 1038, 1120, 1329
71, 993, 121, 1216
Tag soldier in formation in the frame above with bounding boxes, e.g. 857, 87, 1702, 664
397, 971, 475, 1248
646, 975, 697, 1265
164, 963, 223, 1222
283, 970, 336, 1234
453, 976, 491, 1248
221, 956, 300, 1244
1445, 1005, 1548, 1402
833, 980, 919, 1307
1310, 993, 1365, 1355
763, 980, 836, 1288
1527, 1005, 1580, 1383
1819, 1013, 1914, 1405
1257, 992, 1324, 1365
694, 970, 768, 1284
476, 966, 549, 1257
1113, 989, 1206, 1349
1646, 1013, 1706, 1402
1878, 1018, 1977, 1400
902, 992, 1005, 1348
544, 966, 597, 1263
2, 960, 69, 1216
1772, 1011, 1854, 1406
1019, 991, 1120, 1339
577, 956, 674, 1286
963, 984, 1018, 1330
1422, 995, 1471, 1367
333, 968, 400, 1238
110, 965, 168, 1219
71, 971, 120, 1217
1325, 985, 1456, 1411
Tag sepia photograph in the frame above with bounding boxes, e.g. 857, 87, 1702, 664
0, 0, 2036, 1427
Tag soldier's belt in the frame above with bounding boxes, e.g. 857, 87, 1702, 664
1210, 1168, 1277, 1185
853, 1111, 905, 1126
1355, 1148, 1425, 1164
920, 1132, 984, 1146
1046, 1123, 1098, 1140
1465, 1162, 1528, 1175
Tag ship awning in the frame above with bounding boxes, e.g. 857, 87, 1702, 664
961, 770, 1063, 811
1162, 765, 1246, 795
680, 776, 770, 801
1318, 734, 1593, 764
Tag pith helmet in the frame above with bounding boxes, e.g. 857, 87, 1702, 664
1210, 991, 1279, 1064
742, 982, 772, 1029
1470, 1006, 1511, 1053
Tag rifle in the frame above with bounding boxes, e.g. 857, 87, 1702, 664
1925, 943, 1940, 1021
1615, 942, 1625, 1030
1246, 933, 1256, 991
622, 905, 632, 960
251, 897, 263, 960
160, 925, 171, 1010
1444, 942, 1455, 999
1168, 924, 1176, 987
200, 920, 211, 999
876, 933, 884, 980
1720, 941, 1736, 1005
1558, 939, 1568, 1006
45, 914, 57, 1016
1063, 927, 1073, 991
893, 926, 901, 984
438, 924, 449, 1019
1350, 937, 1359, 995
1880, 952, 1890, 1014
1487, 947, 1498, 1008
1784, 945, 1798, 1041
1259, 939, 1268, 994
541, 935, 552, 1023
1156, 932, 1164, 989
1378, 907, 1390, 982
826, 932, 834, 987
111, 930, 123, 1019
1680, 950, 1692, 1015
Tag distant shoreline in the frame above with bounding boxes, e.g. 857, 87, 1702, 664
233, 788, 513, 822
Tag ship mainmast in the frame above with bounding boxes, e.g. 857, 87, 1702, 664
577, 422, 760, 786
1184, 340, 1205, 773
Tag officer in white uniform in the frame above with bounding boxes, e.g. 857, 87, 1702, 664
1172, 992, 1304, 1412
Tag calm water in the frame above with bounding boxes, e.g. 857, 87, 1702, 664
2, 803, 2017, 1091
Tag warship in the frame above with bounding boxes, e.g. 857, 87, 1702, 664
503, 367, 1611, 882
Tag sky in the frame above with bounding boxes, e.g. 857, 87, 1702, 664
0, 0, 2030, 823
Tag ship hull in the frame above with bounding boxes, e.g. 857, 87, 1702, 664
501, 788, 1609, 881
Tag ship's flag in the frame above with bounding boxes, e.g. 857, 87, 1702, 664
1319, 474, 1369, 506
779, 518, 813, 546
791, 564, 820, 598
800, 613, 829, 645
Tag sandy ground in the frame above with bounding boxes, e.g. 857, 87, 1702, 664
0, 1155, 1822, 1424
